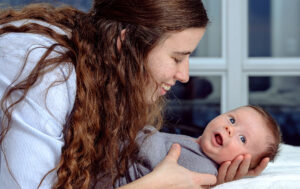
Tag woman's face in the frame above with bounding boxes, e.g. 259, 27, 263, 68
145, 27, 206, 102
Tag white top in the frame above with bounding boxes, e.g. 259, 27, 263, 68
0, 20, 76, 189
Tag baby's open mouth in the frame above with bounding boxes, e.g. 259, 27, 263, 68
215, 134, 223, 146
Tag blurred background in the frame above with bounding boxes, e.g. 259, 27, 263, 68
2, 0, 300, 146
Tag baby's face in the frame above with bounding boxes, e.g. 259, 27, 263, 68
196, 107, 270, 165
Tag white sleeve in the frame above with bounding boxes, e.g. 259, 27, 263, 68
0, 32, 76, 189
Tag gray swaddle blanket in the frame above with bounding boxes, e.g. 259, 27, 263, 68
114, 126, 218, 188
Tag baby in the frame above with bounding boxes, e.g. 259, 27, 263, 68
114, 105, 282, 187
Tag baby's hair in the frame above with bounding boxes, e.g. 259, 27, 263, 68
246, 105, 282, 168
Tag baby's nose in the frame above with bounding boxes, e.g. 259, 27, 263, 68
225, 126, 233, 137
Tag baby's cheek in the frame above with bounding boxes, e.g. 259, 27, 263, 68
224, 147, 245, 161
201, 143, 221, 164
200, 140, 212, 156
216, 152, 232, 163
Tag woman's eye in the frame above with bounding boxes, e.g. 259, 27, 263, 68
229, 117, 235, 124
173, 57, 182, 64
240, 135, 247, 144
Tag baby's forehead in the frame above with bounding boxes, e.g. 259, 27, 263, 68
226, 107, 255, 117
233, 106, 257, 113
235, 107, 268, 124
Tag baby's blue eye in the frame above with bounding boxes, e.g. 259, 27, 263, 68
229, 117, 235, 124
240, 135, 246, 143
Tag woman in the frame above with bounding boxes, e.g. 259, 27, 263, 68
0, 0, 269, 188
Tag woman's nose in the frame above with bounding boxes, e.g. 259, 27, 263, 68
225, 125, 233, 137
175, 60, 189, 83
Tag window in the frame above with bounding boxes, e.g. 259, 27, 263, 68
165, 0, 300, 146
245, 0, 300, 145
249, 0, 300, 57
193, 0, 222, 57
249, 76, 300, 145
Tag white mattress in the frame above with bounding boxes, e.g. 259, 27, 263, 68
213, 144, 300, 189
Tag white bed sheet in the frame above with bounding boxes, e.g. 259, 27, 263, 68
213, 144, 300, 189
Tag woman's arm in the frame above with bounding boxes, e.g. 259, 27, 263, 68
216, 154, 269, 184
119, 144, 217, 189
0, 32, 76, 188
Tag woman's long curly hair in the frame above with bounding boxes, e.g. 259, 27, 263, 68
0, 0, 208, 188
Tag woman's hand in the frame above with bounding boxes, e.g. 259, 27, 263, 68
152, 143, 217, 189
216, 154, 269, 185
120, 143, 217, 189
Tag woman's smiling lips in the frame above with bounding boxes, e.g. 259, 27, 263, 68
160, 83, 172, 95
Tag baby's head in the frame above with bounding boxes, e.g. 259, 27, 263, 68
196, 105, 281, 169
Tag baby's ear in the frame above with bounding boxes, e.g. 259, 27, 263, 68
195, 136, 202, 144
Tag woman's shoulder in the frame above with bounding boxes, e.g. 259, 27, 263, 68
0, 19, 70, 54
0, 18, 75, 94
0, 19, 76, 137
0, 19, 69, 36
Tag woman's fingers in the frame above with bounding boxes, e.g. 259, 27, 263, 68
216, 161, 231, 184
192, 172, 217, 187
224, 155, 243, 181
167, 144, 217, 186
153, 143, 217, 189
234, 154, 251, 180
216, 154, 269, 186
217, 155, 246, 184
247, 157, 269, 177
165, 143, 181, 162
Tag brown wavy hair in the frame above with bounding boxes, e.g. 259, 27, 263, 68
0, 0, 208, 188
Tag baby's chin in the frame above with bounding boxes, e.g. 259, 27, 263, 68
208, 156, 227, 165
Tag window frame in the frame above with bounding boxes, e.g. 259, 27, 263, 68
190, 0, 300, 113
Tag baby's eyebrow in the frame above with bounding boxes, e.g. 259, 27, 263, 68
227, 113, 235, 118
